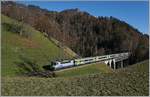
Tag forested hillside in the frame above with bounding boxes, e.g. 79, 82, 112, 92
2, 1, 149, 64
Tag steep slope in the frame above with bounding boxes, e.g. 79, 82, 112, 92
49, 37, 78, 58
2, 60, 149, 96
1, 15, 75, 76
1, 1, 149, 64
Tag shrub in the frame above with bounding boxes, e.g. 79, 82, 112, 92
2, 22, 32, 38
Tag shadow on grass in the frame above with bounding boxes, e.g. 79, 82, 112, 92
15, 55, 55, 78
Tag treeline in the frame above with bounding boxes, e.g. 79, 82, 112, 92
2, 1, 149, 64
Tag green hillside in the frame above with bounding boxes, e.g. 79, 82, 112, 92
2, 60, 149, 96
55, 63, 113, 77
1, 15, 73, 76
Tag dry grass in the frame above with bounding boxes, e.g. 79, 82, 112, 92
1, 60, 149, 96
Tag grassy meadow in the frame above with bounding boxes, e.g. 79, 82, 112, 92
1, 60, 149, 96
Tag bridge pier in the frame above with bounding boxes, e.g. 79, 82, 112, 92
105, 60, 124, 69
104, 60, 111, 67
103, 52, 129, 70
109, 60, 112, 68
104, 59, 116, 69
121, 60, 123, 68
113, 59, 116, 70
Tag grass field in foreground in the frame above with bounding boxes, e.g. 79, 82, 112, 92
55, 63, 113, 77
1, 60, 149, 96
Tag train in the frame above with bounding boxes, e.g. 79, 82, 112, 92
52, 52, 129, 70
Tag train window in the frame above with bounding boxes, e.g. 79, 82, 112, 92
84, 59, 93, 61
98, 56, 106, 59
60, 60, 71, 64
